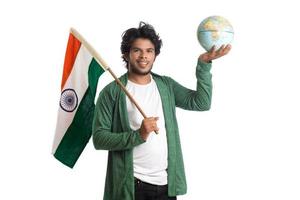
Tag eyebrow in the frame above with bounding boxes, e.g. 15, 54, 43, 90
131, 47, 155, 51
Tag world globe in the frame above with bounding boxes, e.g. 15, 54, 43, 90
197, 16, 234, 51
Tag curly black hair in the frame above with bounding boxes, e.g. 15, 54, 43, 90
121, 22, 162, 69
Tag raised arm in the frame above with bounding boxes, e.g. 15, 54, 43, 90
171, 59, 212, 111
172, 44, 231, 110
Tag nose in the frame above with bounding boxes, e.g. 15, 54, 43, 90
139, 51, 147, 59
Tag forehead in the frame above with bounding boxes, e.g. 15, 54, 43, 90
131, 38, 155, 49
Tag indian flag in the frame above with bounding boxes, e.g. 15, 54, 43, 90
52, 28, 107, 168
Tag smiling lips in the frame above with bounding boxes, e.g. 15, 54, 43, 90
137, 60, 149, 67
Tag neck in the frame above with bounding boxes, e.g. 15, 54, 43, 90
128, 72, 151, 85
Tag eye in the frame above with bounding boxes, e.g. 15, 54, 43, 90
147, 49, 155, 53
132, 48, 140, 53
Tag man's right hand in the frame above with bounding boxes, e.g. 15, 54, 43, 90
139, 117, 159, 141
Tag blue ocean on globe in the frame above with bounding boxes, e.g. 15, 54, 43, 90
197, 16, 234, 51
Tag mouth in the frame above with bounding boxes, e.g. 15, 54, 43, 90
137, 60, 149, 67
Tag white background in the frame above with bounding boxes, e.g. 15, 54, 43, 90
0, 0, 299, 199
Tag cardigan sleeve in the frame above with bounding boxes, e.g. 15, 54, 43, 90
92, 85, 145, 151
170, 59, 212, 111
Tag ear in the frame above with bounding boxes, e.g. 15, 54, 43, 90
123, 54, 129, 61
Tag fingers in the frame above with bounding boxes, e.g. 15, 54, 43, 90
208, 44, 222, 58
216, 44, 225, 54
216, 44, 231, 56
207, 44, 231, 61
209, 45, 216, 53
145, 117, 159, 122
140, 117, 159, 140
144, 117, 159, 131
144, 117, 159, 123
146, 117, 159, 131
223, 44, 231, 55
199, 44, 232, 63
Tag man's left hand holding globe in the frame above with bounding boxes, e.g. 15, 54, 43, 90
199, 44, 232, 63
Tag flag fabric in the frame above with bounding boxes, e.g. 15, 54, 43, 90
52, 31, 105, 168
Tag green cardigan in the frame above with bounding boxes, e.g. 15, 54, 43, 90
92, 60, 212, 200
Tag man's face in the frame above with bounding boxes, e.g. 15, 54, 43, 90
127, 38, 156, 75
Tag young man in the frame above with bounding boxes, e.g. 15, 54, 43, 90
92, 22, 231, 200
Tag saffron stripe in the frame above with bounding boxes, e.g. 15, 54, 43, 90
61, 33, 81, 90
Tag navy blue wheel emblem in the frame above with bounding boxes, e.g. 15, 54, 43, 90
60, 89, 78, 112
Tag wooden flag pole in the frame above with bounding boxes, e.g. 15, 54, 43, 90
70, 28, 109, 71
70, 27, 158, 134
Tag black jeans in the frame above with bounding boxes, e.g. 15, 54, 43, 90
135, 178, 177, 200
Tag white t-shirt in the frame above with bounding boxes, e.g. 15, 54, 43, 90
126, 76, 168, 185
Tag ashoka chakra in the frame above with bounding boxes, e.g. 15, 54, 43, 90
60, 89, 78, 112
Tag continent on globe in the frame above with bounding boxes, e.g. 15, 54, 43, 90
197, 16, 234, 51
